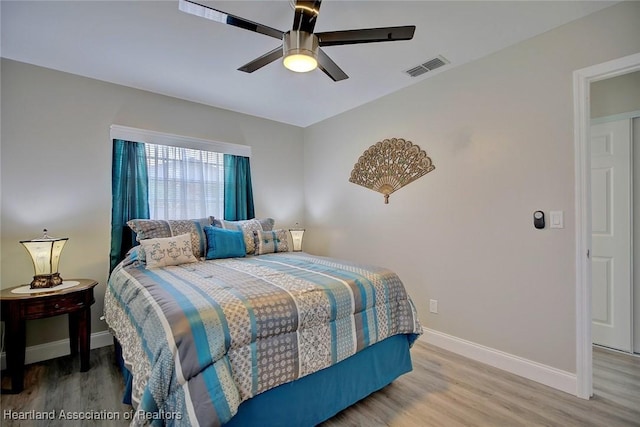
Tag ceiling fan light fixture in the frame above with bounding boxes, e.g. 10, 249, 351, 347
283, 53, 317, 73
283, 31, 318, 73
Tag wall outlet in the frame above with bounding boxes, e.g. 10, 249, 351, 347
429, 299, 438, 314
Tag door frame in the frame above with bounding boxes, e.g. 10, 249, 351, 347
574, 52, 640, 399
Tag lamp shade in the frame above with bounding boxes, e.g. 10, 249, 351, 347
20, 229, 68, 289
289, 225, 305, 252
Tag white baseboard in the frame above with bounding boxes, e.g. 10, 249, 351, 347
0, 331, 113, 371
421, 328, 577, 396
2, 328, 578, 397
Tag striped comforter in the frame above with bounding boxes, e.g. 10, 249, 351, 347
104, 252, 422, 426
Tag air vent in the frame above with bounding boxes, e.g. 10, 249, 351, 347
404, 55, 449, 77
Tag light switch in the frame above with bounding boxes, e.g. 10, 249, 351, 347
550, 210, 564, 229
429, 299, 438, 314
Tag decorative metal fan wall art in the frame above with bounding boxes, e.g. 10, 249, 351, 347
349, 138, 435, 204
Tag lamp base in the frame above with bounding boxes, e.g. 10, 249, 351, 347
30, 273, 63, 289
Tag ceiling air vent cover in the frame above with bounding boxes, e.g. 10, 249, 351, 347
405, 55, 449, 78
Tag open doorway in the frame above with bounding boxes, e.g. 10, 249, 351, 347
589, 72, 640, 354
574, 53, 640, 399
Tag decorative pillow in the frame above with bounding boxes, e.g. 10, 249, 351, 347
217, 218, 265, 254
127, 218, 211, 259
211, 217, 275, 232
140, 234, 198, 269
254, 229, 290, 255
204, 226, 246, 259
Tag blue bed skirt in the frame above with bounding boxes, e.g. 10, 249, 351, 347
117, 334, 414, 426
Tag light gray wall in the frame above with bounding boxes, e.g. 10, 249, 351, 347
591, 71, 640, 119
303, 1, 640, 373
0, 59, 304, 346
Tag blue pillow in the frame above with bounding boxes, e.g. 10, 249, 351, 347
204, 226, 246, 260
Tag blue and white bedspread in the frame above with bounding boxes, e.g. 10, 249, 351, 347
104, 252, 422, 426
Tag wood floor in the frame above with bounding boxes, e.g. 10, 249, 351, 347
1, 341, 639, 426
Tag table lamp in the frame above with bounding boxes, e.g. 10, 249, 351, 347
20, 229, 68, 289
289, 223, 305, 252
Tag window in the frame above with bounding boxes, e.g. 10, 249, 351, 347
110, 125, 252, 222
145, 143, 224, 220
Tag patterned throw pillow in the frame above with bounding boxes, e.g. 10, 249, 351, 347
211, 217, 275, 232
140, 234, 198, 269
127, 218, 210, 259
254, 229, 290, 255
218, 219, 265, 254
203, 226, 246, 259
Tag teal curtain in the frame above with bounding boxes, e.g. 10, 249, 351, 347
109, 139, 150, 273
223, 154, 255, 221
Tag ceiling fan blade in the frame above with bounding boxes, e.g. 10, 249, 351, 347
238, 46, 284, 73
316, 48, 348, 82
292, 0, 322, 33
179, 0, 284, 40
317, 26, 416, 47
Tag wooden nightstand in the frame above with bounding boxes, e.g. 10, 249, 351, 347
0, 279, 98, 393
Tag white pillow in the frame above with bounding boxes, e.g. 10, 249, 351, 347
140, 233, 198, 269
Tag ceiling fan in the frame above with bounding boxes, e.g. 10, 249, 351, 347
178, 0, 416, 81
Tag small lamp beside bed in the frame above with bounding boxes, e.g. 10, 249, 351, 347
288, 224, 305, 252
20, 229, 68, 289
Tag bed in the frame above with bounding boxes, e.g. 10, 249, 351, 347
104, 218, 422, 426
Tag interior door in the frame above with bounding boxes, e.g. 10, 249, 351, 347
591, 118, 632, 352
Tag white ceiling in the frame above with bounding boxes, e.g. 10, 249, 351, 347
1, 1, 616, 127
